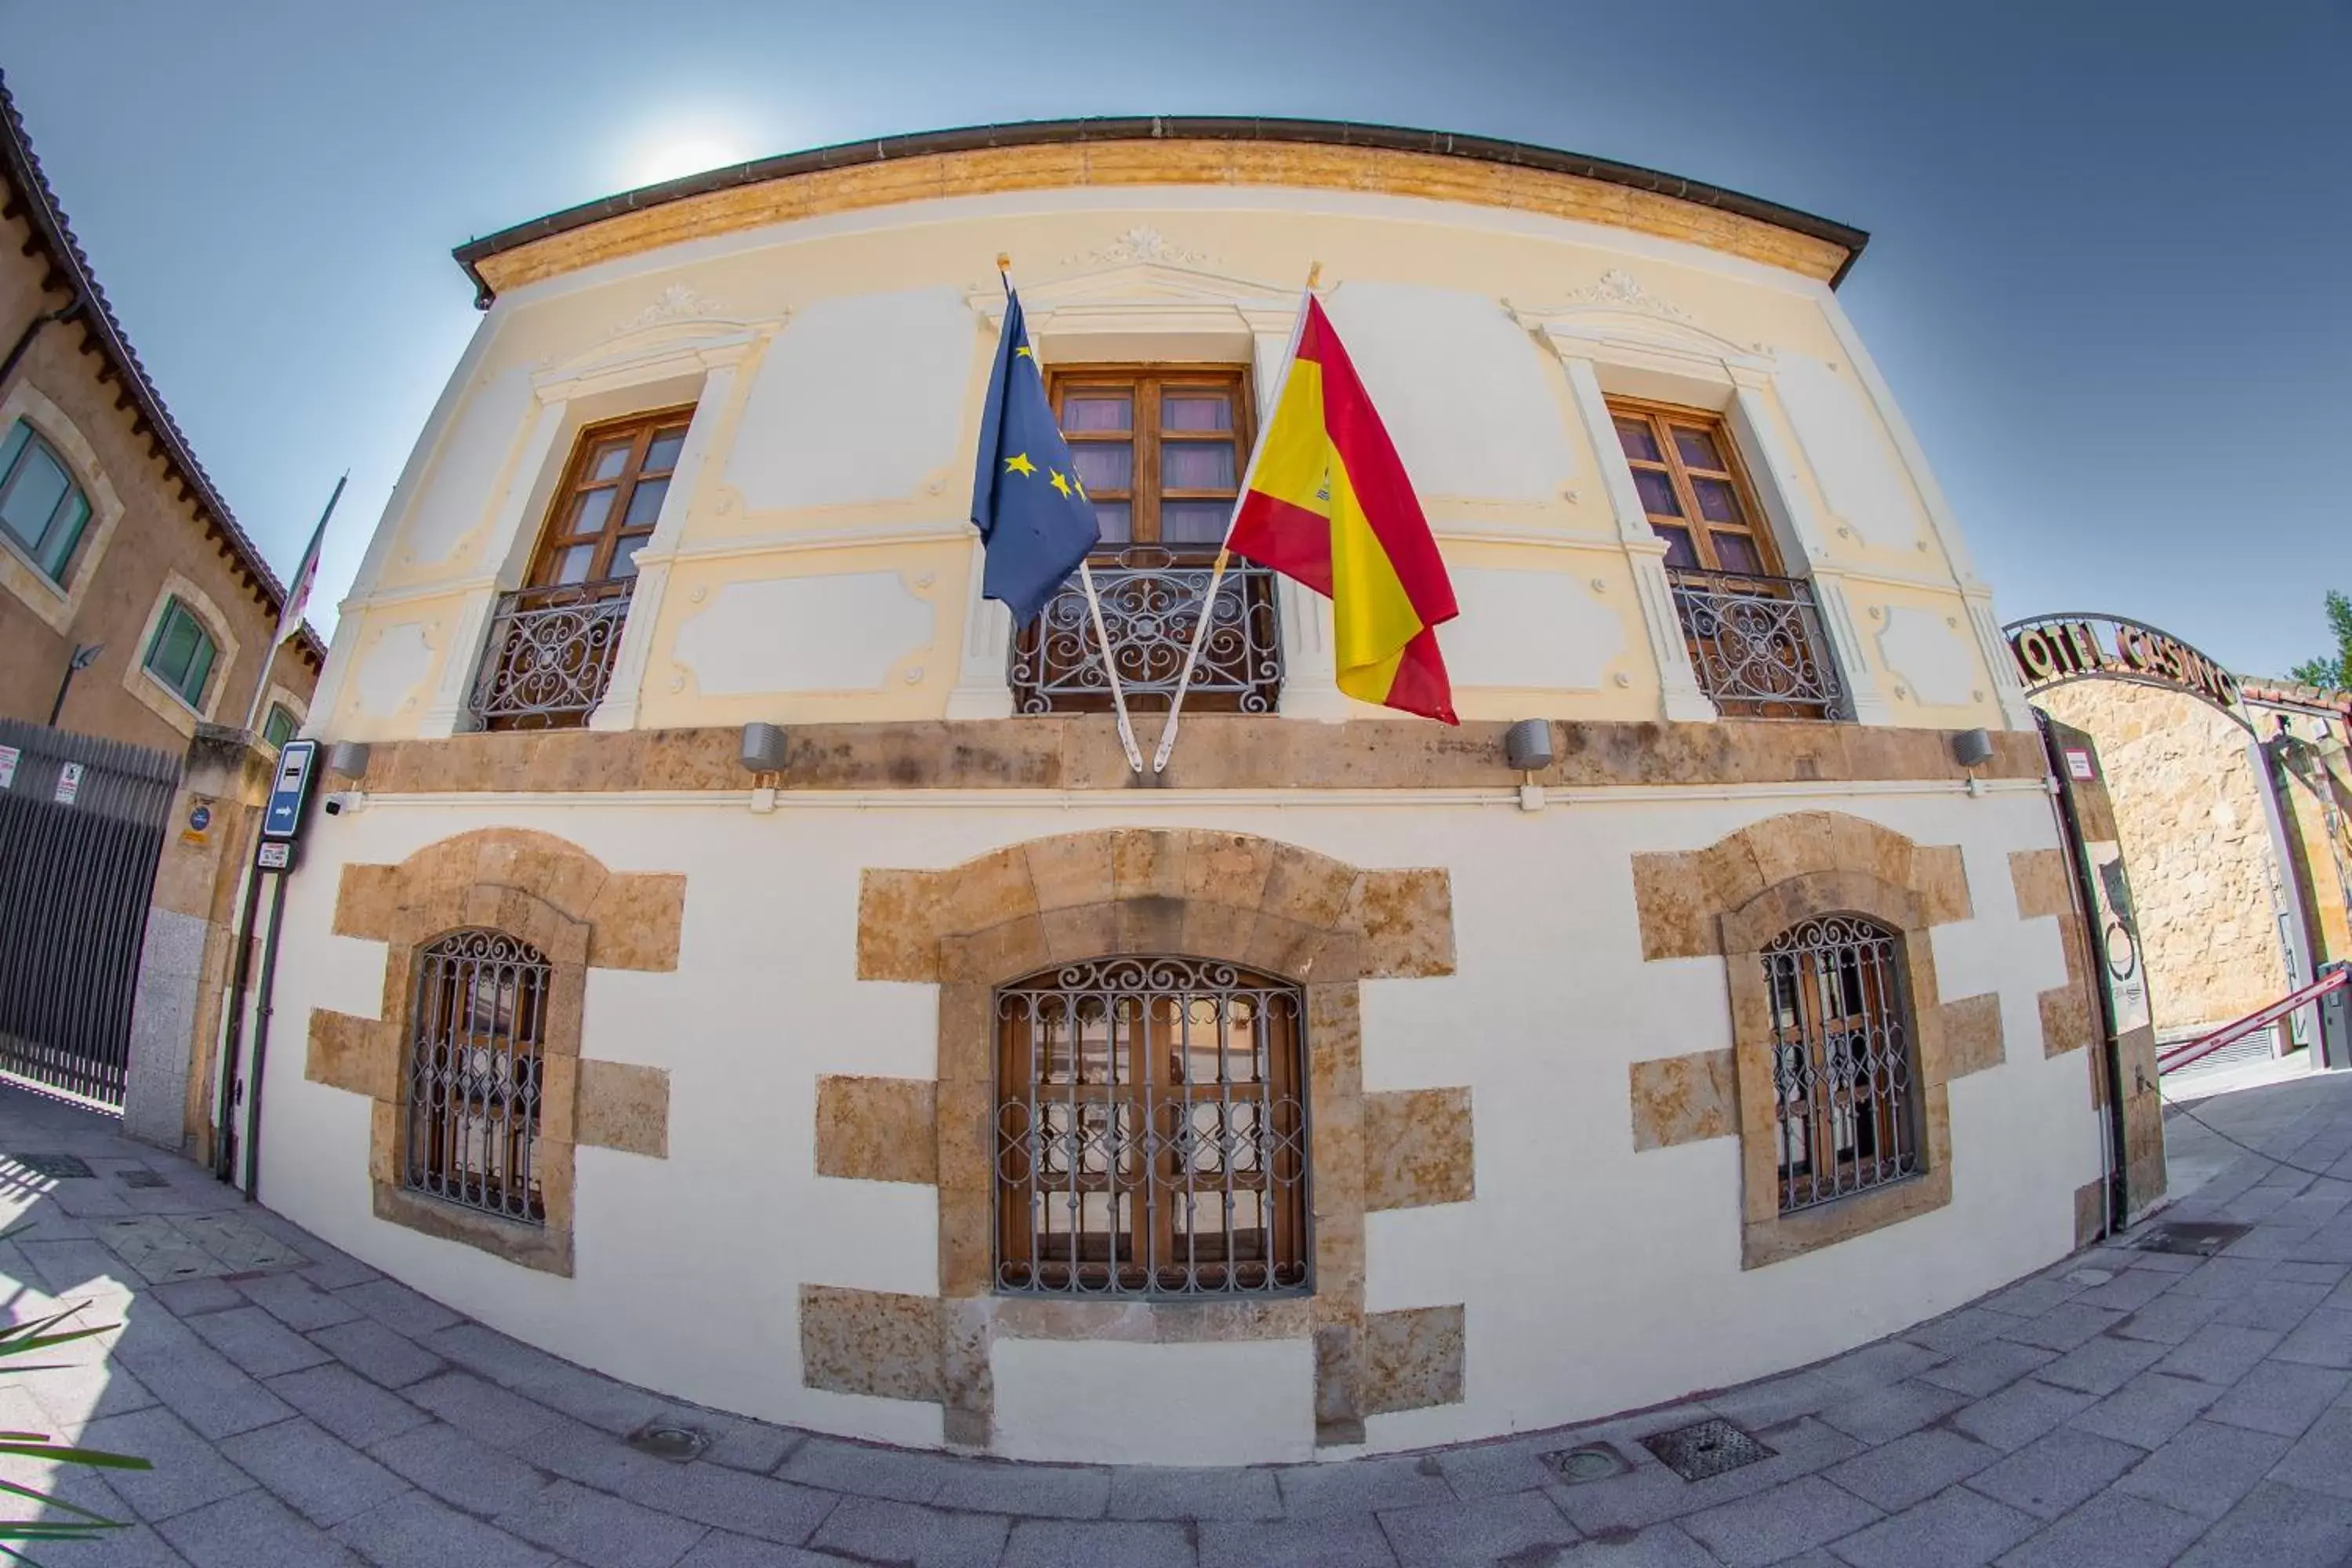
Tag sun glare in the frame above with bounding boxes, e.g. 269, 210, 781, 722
628, 135, 744, 188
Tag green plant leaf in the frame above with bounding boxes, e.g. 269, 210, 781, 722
0, 1442, 151, 1471
0, 1476, 120, 1523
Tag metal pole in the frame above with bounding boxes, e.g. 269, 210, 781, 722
46, 643, 101, 727
243, 472, 347, 732
213, 855, 266, 1181
242, 867, 292, 1200
1152, 267, 1318, 774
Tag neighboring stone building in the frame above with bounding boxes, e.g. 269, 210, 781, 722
2034, 677, 2350, 1047
0, 76, 323, 1145
0, 79, 322, 745
268, 120, 2114, 1465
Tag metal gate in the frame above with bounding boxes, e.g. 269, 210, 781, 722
0, 717, 180, 1105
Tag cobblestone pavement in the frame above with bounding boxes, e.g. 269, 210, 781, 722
7, 1073, 2352, 1568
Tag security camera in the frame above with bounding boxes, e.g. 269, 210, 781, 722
321, 790, 365, 817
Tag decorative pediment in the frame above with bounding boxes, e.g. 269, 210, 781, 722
966, 259, 1302, 333
534, 292, 784, 401
1504, 295, 1773, 373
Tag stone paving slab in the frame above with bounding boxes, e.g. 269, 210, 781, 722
16, 1074, 2352, 1563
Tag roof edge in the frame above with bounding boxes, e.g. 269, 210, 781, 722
453, 115, 1870, 305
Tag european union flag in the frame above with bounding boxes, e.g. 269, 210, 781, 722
971, 285, 1099, 626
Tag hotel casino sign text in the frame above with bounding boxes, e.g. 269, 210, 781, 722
2004, 613, 2241, 713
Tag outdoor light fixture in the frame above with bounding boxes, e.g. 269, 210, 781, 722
741, 722, 787, 814
741, 722, 787, 773
326, 740, 370, 779
1951, 728, 1994, 796
1505, 719, 1554, 812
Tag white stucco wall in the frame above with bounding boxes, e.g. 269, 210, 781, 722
256, 779, 2094, 1461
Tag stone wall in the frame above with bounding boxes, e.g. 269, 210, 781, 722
2034, 684, 2289, 1036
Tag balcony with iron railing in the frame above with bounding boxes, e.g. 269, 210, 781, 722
467, 583, 631, 731
1668, 567, 1850, 721
1010, 549, 1282, 714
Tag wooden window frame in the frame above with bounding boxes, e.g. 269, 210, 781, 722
993, 958, 1309, 1296
1606, 396, 1782, 577
1762, 914, 1920, 1214
1046, 365, 1254, 555
522, 405, 697, 599
405, 927, 550, 1226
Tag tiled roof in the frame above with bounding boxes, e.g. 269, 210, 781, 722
0, 72, 325, 670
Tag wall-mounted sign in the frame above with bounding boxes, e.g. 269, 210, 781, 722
2003, 612, 2241, 716
0, 745, 16, 790
260, 739, 318, 842
2082, 837, 2151, 1036
256, 840, 292, 870
53, 762, 82, 806
2064, 747, 2096, 782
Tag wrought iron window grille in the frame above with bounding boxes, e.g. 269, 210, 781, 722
993, 956, 1310, 1298
468, 583, 630, 730
1009, 548, 1281, 714
1762, 915, 1919, 1213
405, 928, 549, 1225
1668, 567, 1850, 721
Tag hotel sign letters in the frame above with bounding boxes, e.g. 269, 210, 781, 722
2004, 613, 2241, 713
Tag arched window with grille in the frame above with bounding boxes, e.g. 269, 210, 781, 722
994, 956, 1308, 1297
1761, 914, 1920, 1213
405, 929, 550, 1225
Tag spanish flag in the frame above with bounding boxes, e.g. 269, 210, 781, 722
1226, 297, 1459, 723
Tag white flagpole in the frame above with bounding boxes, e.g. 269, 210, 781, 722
997, 256, 1142, 773
242, 470, 347, 733
1149, 262, 1319, 774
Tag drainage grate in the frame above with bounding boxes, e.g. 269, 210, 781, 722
1541, 1443, 1629, 1484
118, 1169, 169, 1189
2136, 1221, 2252, 1258
626, 1421, 708, 1462
8, 1154, 93, 1179
1640, 1418, 1775, 1482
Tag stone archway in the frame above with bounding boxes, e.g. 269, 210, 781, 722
817, 827, 1468, 1452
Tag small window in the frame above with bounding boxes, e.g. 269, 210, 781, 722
261, 704, 299, 749
1047, 368, 1251, 550
1762, 914, 1920, 1212
405, 929, 549, 1225
1606, 399, 1777, 577
994, 956, 1308, 1296
0, 423, 92, 583
525, 406, 695, 592
143, 597, 219, 711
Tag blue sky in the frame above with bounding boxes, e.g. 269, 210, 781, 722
2, 2, 2343, 676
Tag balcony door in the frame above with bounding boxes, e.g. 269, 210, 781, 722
1013, 367, 1279, 713
475, 405, 695, 731
1606, 397, 1847, 720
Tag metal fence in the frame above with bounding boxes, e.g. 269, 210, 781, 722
0, 717, 180, 1105
1011, 554, 1282, 713
1668, 567, 1850, 720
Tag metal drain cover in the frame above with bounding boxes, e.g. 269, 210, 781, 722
1640, 1418, 1774, 1482
626, 1421, 708, 1462
2136, 1221, 2251, 1257
1541, 1443, 1628, 1484
9, 1154, 93, 1179
118, 1169, 169, 1189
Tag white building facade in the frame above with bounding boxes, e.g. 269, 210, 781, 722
270, 121, 2107, 1464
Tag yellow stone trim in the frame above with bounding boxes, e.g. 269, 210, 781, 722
473, 141, 1854, 299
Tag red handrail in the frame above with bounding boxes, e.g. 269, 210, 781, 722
2157, 969, 2349, 1073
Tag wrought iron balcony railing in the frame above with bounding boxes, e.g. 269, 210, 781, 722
1668, 567, 1850, 721
1011, 550, 1282, 714
468, 583, 630, 731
